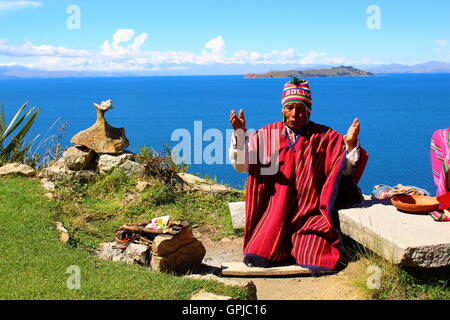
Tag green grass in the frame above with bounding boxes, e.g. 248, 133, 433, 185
51, 170, 245, 251
0, 175, 249, 300
341, 237, 450, 300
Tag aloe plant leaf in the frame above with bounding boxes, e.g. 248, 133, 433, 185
2, 108, 40, 156
1, 103, 28, 138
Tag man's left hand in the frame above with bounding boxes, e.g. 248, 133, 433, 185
344, 118, 360, 152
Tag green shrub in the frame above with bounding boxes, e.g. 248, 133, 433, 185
141, 183, 177, 206
137, 144, 188, 184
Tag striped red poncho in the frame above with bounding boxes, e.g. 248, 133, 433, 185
243, 121, 368, 272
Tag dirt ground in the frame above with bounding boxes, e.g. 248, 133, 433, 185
198, 235, 369, 300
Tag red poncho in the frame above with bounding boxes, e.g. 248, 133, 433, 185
244, 121, 368, 271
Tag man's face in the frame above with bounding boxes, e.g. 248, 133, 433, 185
282, 102, 308, 131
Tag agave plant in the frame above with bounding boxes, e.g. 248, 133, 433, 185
0, 102, 40, 165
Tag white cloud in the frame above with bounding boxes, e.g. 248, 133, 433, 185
0, 39, 90, 57
112, 29, 135, 46
430, 40, 448, 47
101, 29, 148, 59
130, 33, 148, 53
0, 30, 377, 72
299, 51, 326, 64
0, 1, 42, 11
204, 35, 225, 55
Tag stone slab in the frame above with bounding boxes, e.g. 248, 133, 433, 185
178, 173, 234, 194
190, 290, 234, 300
339, 199, 450, 268
228, 201, 246, 229
221, 262, 311, 276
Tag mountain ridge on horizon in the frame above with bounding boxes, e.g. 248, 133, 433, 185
1, 60, 450, 78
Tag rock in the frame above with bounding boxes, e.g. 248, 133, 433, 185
152, 226, 195, 256
177, 172, 206, 185
190, 290, 235, 300
70, 100, 129, 154
112, 253, 134, 265
119, 160, 145, 178
72, 170, 97, 182
124, 243, 150, 265
136, 180, 150, 192
38, 158, 96, 182
95, 242, 144, 265
151, 239, 206, 274
62, 146, 96, 171
55, 222, 69, 243
228, 201, 246, 229
38, 158, 69, 181
40, 178, 56, 191
96, 243, 124, 261
97, 153, 137, 174
186, 274, 257, 300
177, 173, 234, 194
44, 192, 54, 200
339, 199, 450, 267
0, 163, 35, 177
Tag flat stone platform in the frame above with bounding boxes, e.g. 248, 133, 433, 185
339, 199, 450, 268
228, 199, 450, 268
221, 262, 311, 276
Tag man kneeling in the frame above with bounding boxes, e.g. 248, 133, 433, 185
228, 78, 368, 274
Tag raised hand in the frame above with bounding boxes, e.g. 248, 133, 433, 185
344, 118, 360, 151
230, 109, 247, 131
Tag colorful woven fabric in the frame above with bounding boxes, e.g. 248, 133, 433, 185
431, 127, 450, 198
243, 121, 368, 273
370, 184, 430, 200
281, 77, 312, 112
430, 209, 450, 221
430, 127, 450, 221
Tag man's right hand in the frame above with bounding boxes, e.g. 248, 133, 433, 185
230, 109, 247, 131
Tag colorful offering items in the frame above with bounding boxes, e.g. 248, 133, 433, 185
146, 215, 170, 229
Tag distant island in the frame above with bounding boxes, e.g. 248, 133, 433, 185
244, 66, 374, 78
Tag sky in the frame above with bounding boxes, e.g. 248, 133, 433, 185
0, 0, 449, 73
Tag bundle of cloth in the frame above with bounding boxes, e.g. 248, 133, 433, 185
370, 184, 430, 200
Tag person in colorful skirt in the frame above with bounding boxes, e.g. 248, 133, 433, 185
430, 127, 450, 221
228, 77, 368, 274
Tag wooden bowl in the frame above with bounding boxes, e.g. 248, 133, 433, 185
391, 195, 440, 214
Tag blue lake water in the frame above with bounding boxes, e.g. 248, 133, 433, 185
0, 74, 449, 195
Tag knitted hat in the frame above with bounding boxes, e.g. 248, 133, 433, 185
281, 77, 312, 113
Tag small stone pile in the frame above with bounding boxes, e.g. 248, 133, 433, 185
38, 99, 145, 182
96, 220, 206, 274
